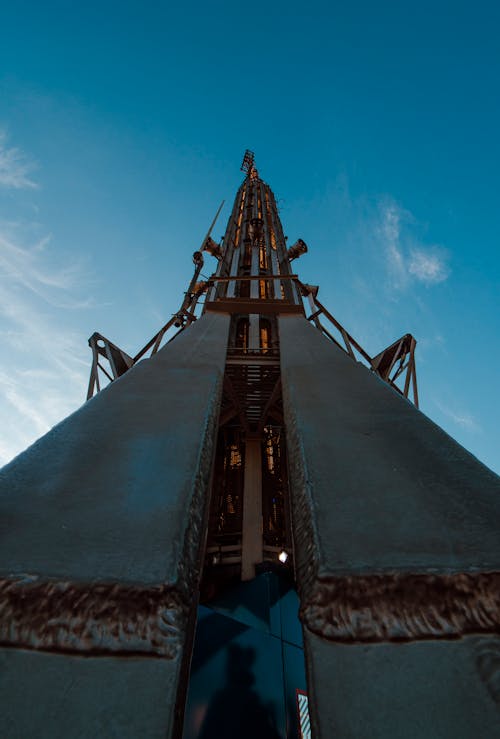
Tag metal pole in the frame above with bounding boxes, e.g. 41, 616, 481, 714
241, 437, 263, 581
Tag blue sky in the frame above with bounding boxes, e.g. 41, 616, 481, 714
0, 1, 499, 473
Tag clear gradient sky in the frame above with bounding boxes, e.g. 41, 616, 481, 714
0, 1, 499, 473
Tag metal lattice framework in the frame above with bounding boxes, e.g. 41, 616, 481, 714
87, 270, 418, 408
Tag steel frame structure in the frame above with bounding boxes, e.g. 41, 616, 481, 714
86, 155, 420, 579
87, 275, 419, 408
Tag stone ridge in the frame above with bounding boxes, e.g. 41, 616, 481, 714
301, 571, 500, 642
0, 574, 184, 657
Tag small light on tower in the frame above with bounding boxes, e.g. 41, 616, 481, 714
278, 550, 288, 564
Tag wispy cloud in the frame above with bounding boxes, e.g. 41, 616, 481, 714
434, 399, 482, 433
0, 228, 92, 308
379, 202, 408, 289
298, 179, 454, 355
0, 130, 38, 189
379, 200, 450, 290
0, 133, 94, 466
0, 246, 90, 465
408, 248, 450, 284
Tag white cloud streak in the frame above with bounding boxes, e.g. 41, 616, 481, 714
408, 248, 450, 284
0, 132, 92, 465
0, 130, 38, 189
0, 229, 92, 308
380, 203, 408, 289
379, 201, 450, 290
434, 400, 481, 433
0, 241, 91, 464
0, 252, 90, 465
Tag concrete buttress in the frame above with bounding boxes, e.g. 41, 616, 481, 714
0, 311, 230, 739
279, 314, 500, 738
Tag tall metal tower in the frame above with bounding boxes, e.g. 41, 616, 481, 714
1, 153, 499, 739
88, 150, 418, 584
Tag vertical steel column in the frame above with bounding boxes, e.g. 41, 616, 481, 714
241, 437, 263, 581
262, 184, 282, 300
247, 181, 260, 351
226, 183, 246, 299
270, 193, 293, 303
248, 314, 260, 351
270, 251, 281, 300
270, 190, 302, 306
250, 182, 260, 301
226, 250, 241, 299
260, 183, 278, 299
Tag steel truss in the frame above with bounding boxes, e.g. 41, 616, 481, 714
87, 273, 419, 409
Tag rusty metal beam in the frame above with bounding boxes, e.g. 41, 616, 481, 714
208, 274, 299, 283
205, 299, 303, 315
310, 295, 372, 364
371, 334, 419, 408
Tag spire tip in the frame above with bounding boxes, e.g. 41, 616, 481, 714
240, 149, 259, 179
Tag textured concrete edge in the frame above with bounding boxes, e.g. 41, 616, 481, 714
171, 368, 225, 737
0, 370, 225, 660
301, 572, 500, 642
176, 369, 224, 603
0, 575, 184, 657
302, 630, 325, 739
280, 366, 321, 599
280, 350, 500, 645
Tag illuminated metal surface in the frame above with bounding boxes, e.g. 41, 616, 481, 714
86, 165, 419, 407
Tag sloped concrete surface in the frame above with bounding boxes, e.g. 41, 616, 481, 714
0, 312, 229, 586
304, 632, 500, 739
0, 648, 180, 739
0, 311, 230, 738
279, 315, 500, 577
279, 315, 500, 738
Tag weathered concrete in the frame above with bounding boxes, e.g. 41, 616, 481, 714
0, 648, 180, 739
279, 314, 500, 737
0, 311, 230, 737
304, 632, 500, 739
279, 315, 500, 578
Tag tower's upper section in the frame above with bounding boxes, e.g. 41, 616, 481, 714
203, 150, 307, 313
87, 151, 419, 409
